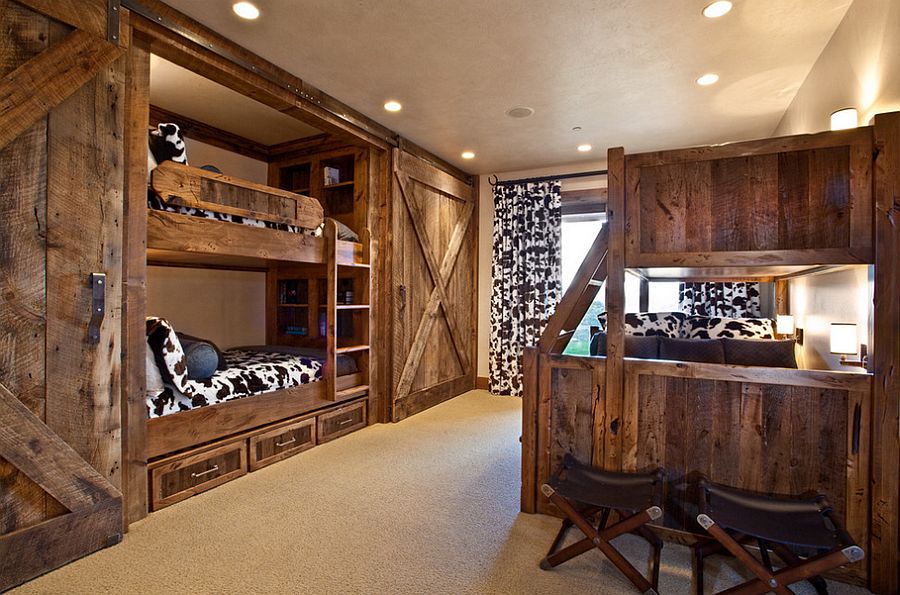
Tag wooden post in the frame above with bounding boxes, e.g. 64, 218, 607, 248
325, 219, 338, 400
521, 347, 539, 512
774, 279, 789, 315
601, 147, 626, 470
121, 30, 151, 526
870, 111, 900, 594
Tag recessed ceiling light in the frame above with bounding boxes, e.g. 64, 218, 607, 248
577, 144, 592, 152
702, 1, 733, 18
232, 1, 260, 20
461, 151, 476, 159
384, 100, 402, 112
830, 108, 859, 130
506, 106, 535, 118
572, 126, 582, 131
696, 73, 719, 86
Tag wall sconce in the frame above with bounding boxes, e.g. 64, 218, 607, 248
830, 322, 867, 367
830, 108, 858, 131
775, 315, 803, 344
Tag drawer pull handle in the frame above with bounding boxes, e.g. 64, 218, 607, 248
191, 465, 219, 479
339, 418, 354, 425
275, 437, 297, 448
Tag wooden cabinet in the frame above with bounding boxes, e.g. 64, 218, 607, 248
149, 440, 248, 510
318, 400, 367, 443
249, 416, 316, 471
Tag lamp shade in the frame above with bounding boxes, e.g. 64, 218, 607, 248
776, 315, 795, 335
830, 108, 858, 131
830, 323, 858, 355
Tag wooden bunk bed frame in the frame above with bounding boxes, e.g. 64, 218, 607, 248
522, 115, 900, 592
143, 162, 373, 470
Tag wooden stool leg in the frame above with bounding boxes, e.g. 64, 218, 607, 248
637, 526, 663, 590
697, 514, 793, 595
771, 543, 829, 595
692, 547, 705, 595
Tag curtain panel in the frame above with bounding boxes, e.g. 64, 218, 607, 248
678, 282, 762, 317
489, 181, 562, 397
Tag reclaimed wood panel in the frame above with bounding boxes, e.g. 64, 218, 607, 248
621, 366, 868, 582
625, 127, 873, 266
45, 35, 124, 490
0, 0, 51, 534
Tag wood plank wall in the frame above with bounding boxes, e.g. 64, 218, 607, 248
624, 128, 874, 267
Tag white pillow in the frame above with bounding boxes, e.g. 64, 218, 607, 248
145, 344, 165, 397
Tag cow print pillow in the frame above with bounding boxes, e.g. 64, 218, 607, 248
146, 317, 192, 395
149, 123, 188, 166
597, 311, 686, 338
684, 316, 775, 340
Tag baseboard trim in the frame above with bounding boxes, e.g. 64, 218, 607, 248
475, 376, 489, 390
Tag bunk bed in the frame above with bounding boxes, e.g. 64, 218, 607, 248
144, 160, 372, 509
522, 117, 900, 590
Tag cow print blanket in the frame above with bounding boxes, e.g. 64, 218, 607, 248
148, 193, 322, 236
147, 348, 323, 418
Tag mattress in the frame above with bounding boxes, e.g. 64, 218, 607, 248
147, 348, 323, 418
148, 193, 321, 236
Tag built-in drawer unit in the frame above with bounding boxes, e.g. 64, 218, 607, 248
249, 416, 316, 471
149, 440, 247, 511
317, 399, 367, 443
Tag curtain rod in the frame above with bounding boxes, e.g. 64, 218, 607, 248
488, 169, 608, 187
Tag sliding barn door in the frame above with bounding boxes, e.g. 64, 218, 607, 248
391, 150, 477, 421
0, 0, 126, 589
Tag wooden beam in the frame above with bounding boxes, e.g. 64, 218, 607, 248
397, 137, 473, 185
0, 498, 122, 592
601, 147, 626, 470
149, 104, 270, 161
561, 187, 608, 216
870, 111, 900, 594
0, 29, 123, 150
0, 383, 122, 512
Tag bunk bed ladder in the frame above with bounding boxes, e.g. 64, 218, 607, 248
537, 225, 610, 355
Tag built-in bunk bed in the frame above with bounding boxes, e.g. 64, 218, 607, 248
522, 116, 900, 591
144, 141, 372, 510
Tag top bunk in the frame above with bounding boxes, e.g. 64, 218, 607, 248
147, 161, 367, 268
619, 125, 874, 272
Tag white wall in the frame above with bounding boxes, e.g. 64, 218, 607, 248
477, 161, 607, 378
788, 267, 872, 370
185, 139, 269, 184
147, 266, 267, 349
774, 0, 900, 135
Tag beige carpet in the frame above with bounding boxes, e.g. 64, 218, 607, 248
16, 390, 871, 594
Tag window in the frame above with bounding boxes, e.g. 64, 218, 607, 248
561, 213, 606, 356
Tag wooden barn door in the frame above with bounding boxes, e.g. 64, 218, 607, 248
391, 149, 476, 421
0, 0, 126, 589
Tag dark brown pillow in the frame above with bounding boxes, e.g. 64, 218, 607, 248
723, 338, 797, 368
658, 337, 725, 364
591, 332, 659, 359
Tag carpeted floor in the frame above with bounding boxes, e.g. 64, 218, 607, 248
15, 390, 872, 594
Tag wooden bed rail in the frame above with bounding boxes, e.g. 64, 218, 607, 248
151, 161, 324, 229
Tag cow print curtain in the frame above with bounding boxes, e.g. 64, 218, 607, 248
678, 282, 762, 317
489, 181, 562, 397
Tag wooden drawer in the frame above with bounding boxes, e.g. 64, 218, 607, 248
150, 440, 247, 510
249, 416, 316, 471
317, 400, 366, 443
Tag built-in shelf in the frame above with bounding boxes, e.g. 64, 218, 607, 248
279, 303, 309, 308
338, 262, 370, 269
335, 384, 369, 400
323, 181, 354, 190
336, 345, 369, 354
336, 304, 370, 310
292, 187, 310, 194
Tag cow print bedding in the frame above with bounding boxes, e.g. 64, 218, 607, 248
147, 348, 323, 418
597, 311, 686, 338
597, 311, 775, 340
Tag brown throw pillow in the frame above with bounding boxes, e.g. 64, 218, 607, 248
723, 338, 797, 368
658, 337, 725, 364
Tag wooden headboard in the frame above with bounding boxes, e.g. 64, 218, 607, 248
151, 161, 324, 229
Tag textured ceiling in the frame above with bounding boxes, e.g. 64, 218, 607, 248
161, 0, 852, 173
